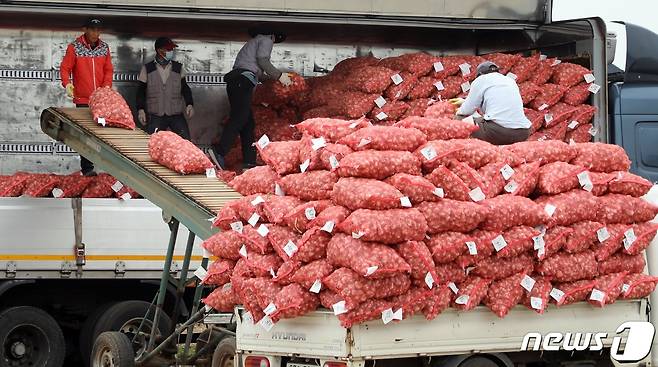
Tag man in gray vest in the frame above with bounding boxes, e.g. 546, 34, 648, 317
136, 37, 194, 139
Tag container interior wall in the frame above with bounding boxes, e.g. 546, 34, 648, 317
0, 13, 597, 174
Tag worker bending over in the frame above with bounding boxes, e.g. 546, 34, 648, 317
136, 37, 194, 140
209, 26, 293, 169
60, 17, 114, 176
455, 61, 531, 145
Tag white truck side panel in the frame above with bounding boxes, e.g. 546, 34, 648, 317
0, 197, 204, 278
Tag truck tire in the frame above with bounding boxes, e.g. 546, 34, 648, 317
91, 331, 135, 367
80, 302, 117, 367
458, 356, 502, 367
0, 306, 66, 367
211, 336, 236, 367
91, 301, 172, 360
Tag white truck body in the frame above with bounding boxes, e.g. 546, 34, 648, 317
0, 197, 203, 279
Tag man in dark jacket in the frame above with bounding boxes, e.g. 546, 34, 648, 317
60, 17, 114, 175
136, 37, 194, 140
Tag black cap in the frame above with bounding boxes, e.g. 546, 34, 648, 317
83, 18, 103, 28
248, 25, 286, 43
154, 37, 177, 51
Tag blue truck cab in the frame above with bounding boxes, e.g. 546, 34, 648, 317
609, 23, 658, 182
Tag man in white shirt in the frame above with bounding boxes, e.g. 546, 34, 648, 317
455, 61, 531, 145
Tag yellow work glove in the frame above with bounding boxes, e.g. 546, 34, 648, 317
65, 83, 75, 99
449, 97, 465, 106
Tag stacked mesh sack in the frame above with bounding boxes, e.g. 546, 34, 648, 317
225, 52, 601, 170
200, 115, 658, 328
0, 171, 141, 199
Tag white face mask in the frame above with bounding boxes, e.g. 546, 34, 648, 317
164, 50, 174, 60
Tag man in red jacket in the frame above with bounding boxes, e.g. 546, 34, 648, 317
60, 18, 114, 175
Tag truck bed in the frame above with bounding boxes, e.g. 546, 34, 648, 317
236, 300, 648, 360
0, 197, 203, 279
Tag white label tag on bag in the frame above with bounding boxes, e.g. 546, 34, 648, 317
590, 289, 605, 302
544, 114, 554, 124
358, 138, 372, 147
263, 303, 277, 316
622, 283, 631, 295
204, 304, 213, 313
310, 279, 322, 293
540, 54, 548, 61
257, 224, 269, 237
461, 81, 471, 93
52, 188, 64, 198
468, 187, 485, 202
507, 72, 518, 80
466, 241, 478, 255
537, 246, 546, 258
500, 164, 515, 180
544, 204, 557, 217
239, 244, 248, 258
400, 196, 412, 208
433, 187, 445, 198
352, 231, 365, 239
533, 235, 545, 250
382, 308, 395, 324
588, 83, 601, 94
202, 247, 212, 259
531, 297, 543, 310
329, 155, 340, 170
251, 195, 265, 206
275, 183, 285, 196
300, 159, 310, 173
392, 308, 403, 321
111, 181, 124, 192
434, 81, 445, 91
588, 125, 599, 136
492, 235, 508, 252
257, 135, 270, 149
597, 227, 610, 243
623, 228, 637, 250
375, 112, 388, 121
349, 121, 359, 129
425, 272, 434, 289
332, 300, 347, 315
321, 221, 335, 233
420, 146, 438, 161
550, 287, 565, 302
569, 138, 577, 146
311, 137, 327, 151
448, 282, 459, 294
374, 96, 387, 108
433, 61, 444, 72
568, 120, 579, 130
391, 73, 403, 85
305, 207, 316, 220
231, 221, 244, 234
521, 275, 536, 292
97, 117, 106, 126
248, 213, 260, 227
365, 266, 378, 276
538, 103, 549, 111
584, 73, 596, 83
283, 240, 298, 257
269, 268, 276, 278
120, 192, 132, 200
551, 59, 562, 66
459, 63, 471, 76
455, 295, 470, 305
259, 316, 275, 331
504, 181, 519, 194
194, 266, 208, 281
463, 115, 475, 124
205, 168, 217, 178
577, 171, 594, 192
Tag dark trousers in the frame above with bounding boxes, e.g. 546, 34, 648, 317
145, 114, 190, 140
470, 118, 530, 145
76, 103, 94, 173
215, 74, 256, 167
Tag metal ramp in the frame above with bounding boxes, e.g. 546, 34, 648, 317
40, 107, 240, 239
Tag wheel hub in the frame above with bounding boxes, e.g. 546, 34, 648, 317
119, 318, 156, 359
100, 348, 115, 367
9, 342, 26, 358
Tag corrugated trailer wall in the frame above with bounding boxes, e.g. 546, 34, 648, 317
0, 28, 441, 175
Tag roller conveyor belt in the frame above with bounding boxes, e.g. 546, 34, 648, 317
40, 107, 240, 239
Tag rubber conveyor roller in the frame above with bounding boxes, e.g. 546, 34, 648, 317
40, 107, 241, 239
